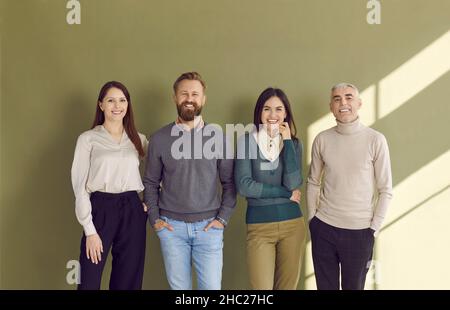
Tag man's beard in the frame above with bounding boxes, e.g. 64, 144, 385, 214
177, 101, 202, 121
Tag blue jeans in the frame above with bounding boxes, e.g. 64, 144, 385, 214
156, 216, 224, 290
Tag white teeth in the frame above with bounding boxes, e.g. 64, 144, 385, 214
339, 109, 350, 112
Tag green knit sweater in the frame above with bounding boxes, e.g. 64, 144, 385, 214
235, 132, 303, 224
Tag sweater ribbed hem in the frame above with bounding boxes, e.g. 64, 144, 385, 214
246, 202, 302, 224
160, 209, 219, 223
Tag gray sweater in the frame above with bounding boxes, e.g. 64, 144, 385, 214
143, 122, 237, 225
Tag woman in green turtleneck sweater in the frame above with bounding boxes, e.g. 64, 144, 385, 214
235, 87, 306, 290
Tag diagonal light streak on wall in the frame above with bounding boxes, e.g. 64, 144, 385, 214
383, 150, 450, 227
304, 31, 450, 289
306, 30, 450, 164
378, 30, 450, 119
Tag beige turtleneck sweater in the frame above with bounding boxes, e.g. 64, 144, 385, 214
306, 118, 392, 233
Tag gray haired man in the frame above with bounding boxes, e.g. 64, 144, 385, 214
307, 83, 393, 290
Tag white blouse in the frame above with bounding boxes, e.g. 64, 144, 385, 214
71, 125, 149, 236
252, 128, 284, 162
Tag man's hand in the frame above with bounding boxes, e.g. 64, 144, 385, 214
153, 219, 174, 232
204, 219, 224, 232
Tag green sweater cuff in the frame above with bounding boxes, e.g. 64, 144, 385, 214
261, 184, 291, 198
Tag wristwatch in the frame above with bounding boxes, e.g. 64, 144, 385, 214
215, 217, 227, 227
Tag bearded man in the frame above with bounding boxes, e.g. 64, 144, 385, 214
143, 72, 236, 290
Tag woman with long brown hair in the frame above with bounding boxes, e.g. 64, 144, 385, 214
71, 81, 148, 289
235, 87, 306, 289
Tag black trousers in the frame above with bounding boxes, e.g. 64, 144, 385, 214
309, 216, 374, 290
78, 191, 147, 290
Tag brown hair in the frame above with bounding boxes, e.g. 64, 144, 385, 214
253, 87, 298, 141
91, 81, 145, 157
173, 72, 206, 93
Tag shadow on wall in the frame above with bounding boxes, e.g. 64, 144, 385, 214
302, 34, 450, 289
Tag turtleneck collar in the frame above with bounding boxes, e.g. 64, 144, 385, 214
335, 117, 364, 135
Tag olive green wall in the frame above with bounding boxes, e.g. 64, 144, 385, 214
1, 0, 449, 289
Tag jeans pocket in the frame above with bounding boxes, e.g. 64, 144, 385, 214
210, 226, 224, 231
155, 217, 169, 233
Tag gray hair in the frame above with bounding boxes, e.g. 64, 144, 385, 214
331, 82, 360, 99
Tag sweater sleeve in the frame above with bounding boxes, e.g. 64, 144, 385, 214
235, 134, 292, 199
282, 139, 303, 190
71, 133, 96, 236
370, 134, 393, 233
306, 135, 324, 221
143, 135, 163, 225
213, 132, 237, 224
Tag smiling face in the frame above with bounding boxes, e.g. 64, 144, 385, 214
99, 87, 128, 123
330, 85, 361, 123
260, 96, 287, 130
173, 79, 206, 121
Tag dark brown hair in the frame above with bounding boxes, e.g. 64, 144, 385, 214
173, 72, 206, 93
91, 81, 145, 157
253, 87, 298, 141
